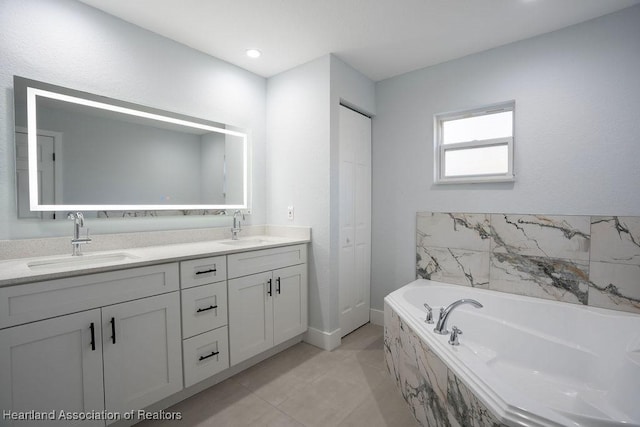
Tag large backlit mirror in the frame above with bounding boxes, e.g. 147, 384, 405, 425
14, 76, 249, 219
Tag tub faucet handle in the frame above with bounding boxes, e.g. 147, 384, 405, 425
423, 303, 434, 324
448, 326, 462, 346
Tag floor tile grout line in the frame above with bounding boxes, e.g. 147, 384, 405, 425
232, 377, 311, 427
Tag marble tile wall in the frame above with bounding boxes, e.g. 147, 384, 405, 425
384, 303, 506, 427
417, 212, 640, 314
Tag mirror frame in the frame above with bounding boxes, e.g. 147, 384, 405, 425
15, 76, 249, 213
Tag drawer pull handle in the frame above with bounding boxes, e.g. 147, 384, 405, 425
110, 317, 116, 344
90, 322, 96, 351
195, 268, 216, 275
276, 277, 281, 294
199, 350, 219, 361
267, 278, 272, 296
196, 305, 218, 313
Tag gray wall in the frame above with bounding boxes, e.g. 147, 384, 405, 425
371, 5, 640, 311
0, 0, 266, 239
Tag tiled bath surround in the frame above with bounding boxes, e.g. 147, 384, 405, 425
416, 213, 640, 314
385, 214, 640, 425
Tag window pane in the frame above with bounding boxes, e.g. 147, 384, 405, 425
443, 111, 512, 145
444, 144, 508, 177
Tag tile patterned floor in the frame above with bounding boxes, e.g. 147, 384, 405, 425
139, 324, 418, 427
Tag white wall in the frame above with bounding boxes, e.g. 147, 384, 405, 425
266, 54, 374, 336
0, 0, 266, 239
371, 6, 640, 311
267, 55, 332, 332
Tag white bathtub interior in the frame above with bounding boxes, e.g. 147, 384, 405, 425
387, 280, 640, 426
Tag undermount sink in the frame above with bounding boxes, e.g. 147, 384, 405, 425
27, 252, 138, 270
219, 238, 274, 247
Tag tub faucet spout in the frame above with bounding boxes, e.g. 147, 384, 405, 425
434, 299, 483, 335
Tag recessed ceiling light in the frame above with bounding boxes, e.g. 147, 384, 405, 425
246, 49, 261, 59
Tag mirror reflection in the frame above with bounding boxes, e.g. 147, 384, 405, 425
14, 76, 248, 218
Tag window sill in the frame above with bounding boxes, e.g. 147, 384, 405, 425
435, 175, 515, 185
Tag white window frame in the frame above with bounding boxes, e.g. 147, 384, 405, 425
434, 101, 515, 184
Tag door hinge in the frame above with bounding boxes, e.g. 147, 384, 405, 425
52, 153, 56, 161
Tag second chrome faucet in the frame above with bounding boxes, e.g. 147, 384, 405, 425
231, 210, 244, 240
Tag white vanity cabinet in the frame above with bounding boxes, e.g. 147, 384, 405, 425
0, 264, 182, 426
0, 238, 309, 425
228, 245, 307, 365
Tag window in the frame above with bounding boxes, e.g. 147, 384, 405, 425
435, 101, 515, 184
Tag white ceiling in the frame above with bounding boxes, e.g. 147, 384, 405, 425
77, 0, 639, 82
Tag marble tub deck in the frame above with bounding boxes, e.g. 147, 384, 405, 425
384, 305, 505, 427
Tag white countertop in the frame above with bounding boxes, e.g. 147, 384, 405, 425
0, 234, 310, 287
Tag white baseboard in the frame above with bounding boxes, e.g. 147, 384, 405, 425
303, 326, 341, 351
370, 308, 384, 326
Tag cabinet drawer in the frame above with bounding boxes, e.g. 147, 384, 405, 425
180, 256, 226, 288
0, 263, 179, 329
181, 282, 227, 339
183, 327, 229, 388
227, 244, 307, 279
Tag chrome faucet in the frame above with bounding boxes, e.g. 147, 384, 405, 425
423, 303, 434, 324
67, 212, 91, 256
448, 326, 463, 346
231, 210, 244, 240
433, 299, 483, 335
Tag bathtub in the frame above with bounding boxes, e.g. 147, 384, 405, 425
384, 279, 640, 427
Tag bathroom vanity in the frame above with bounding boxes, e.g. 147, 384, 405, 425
0, 234, 308, 426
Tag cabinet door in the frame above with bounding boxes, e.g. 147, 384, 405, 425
273, 264, 308, 346
228, 272, 273, 365
102, 292, 182, 416
0, 309, 104, 426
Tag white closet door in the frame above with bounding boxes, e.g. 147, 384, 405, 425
339, 105, 372, 337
